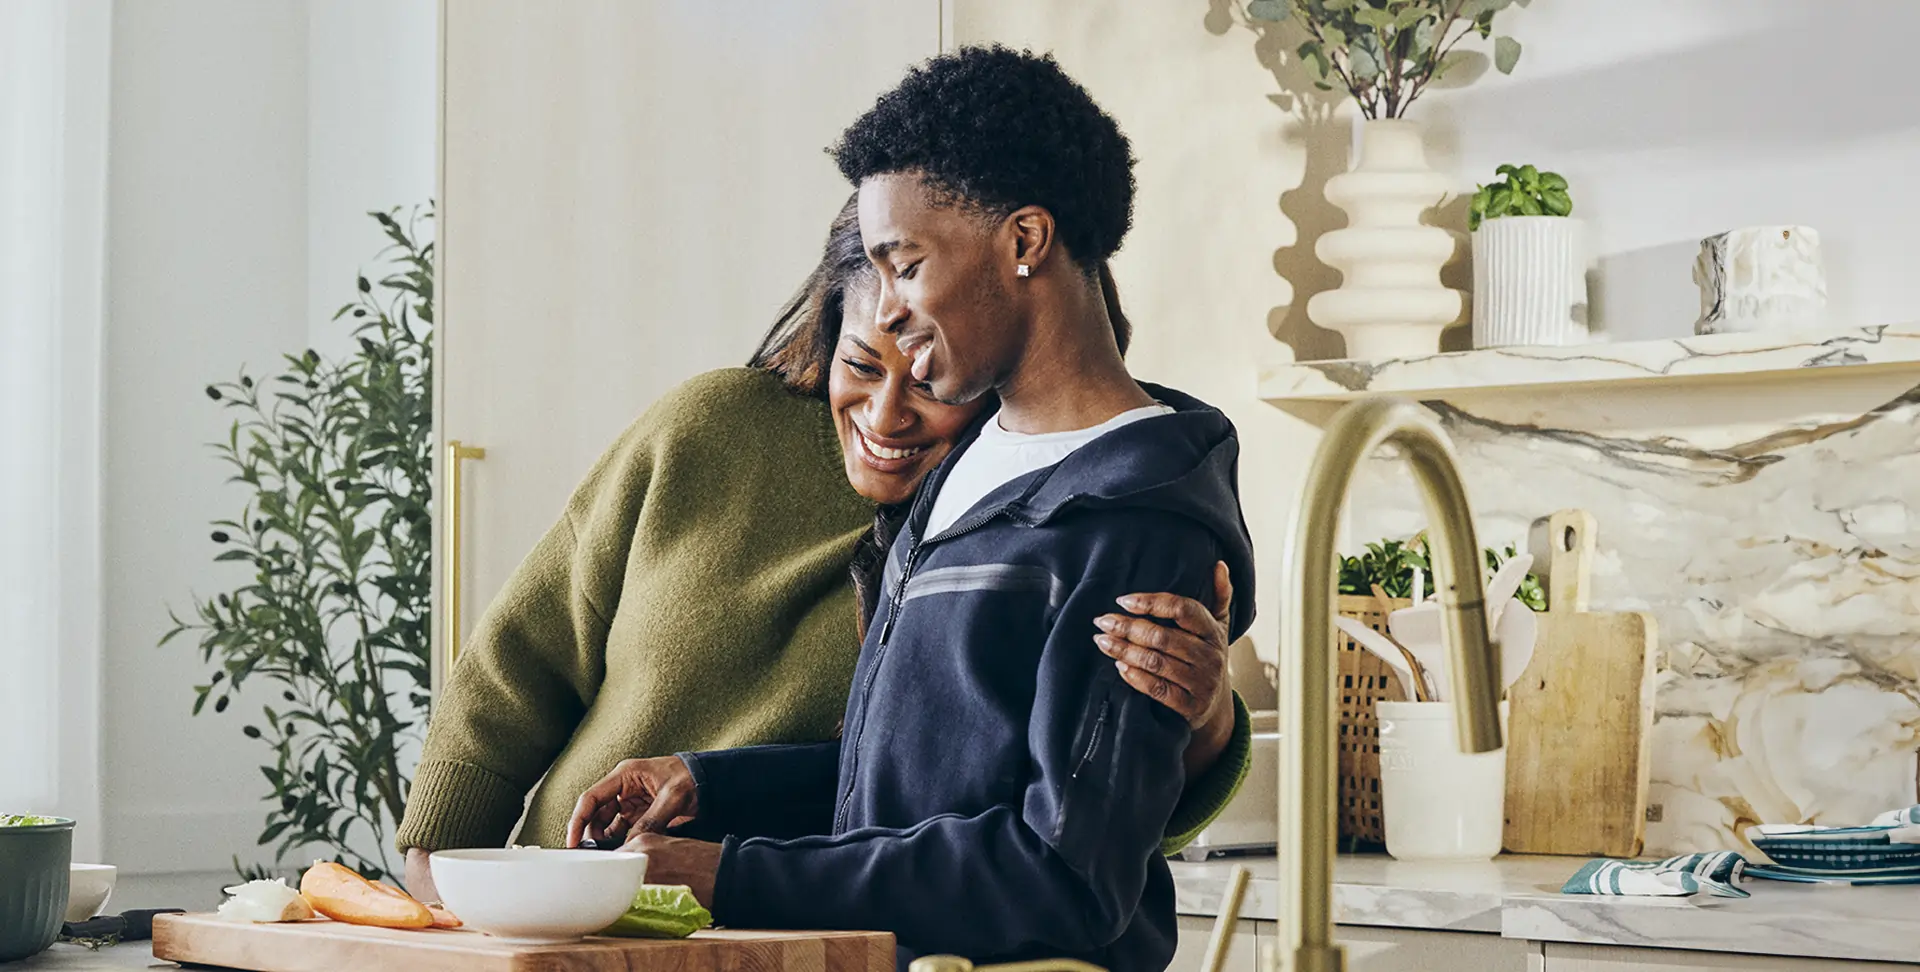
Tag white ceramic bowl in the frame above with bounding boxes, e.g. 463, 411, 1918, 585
65, 864, 116, 923
429, 848, 647, 943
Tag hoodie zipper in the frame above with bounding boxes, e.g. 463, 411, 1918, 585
1072, 699, 1111, 780
833, 508, 1008, 832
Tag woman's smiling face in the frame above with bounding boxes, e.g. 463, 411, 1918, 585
828, 280, 990, 506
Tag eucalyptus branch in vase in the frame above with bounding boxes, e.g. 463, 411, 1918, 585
1247, 0, 1530, 119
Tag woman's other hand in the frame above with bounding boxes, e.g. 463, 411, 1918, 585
565, 755, 700, 849
403, 847, 440, 904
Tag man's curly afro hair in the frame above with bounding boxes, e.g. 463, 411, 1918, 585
830, 45, 1136, 268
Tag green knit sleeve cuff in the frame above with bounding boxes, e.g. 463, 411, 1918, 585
1160, 693, 1253, 857
393, 759, 529, 853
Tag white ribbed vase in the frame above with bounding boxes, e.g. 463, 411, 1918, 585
1471, 216, 1589, 348
1308, 119, 1464, 361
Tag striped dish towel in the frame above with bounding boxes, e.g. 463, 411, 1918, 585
1561, 852, 1750, 898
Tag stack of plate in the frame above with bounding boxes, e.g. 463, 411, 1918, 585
1746, 824, 1920, 885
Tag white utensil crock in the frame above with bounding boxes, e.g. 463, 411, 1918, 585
1378, 701, 1509, 862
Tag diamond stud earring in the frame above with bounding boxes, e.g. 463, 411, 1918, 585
1016, 264, 1031, 278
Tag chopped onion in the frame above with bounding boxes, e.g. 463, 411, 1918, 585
217, 878, 317, 923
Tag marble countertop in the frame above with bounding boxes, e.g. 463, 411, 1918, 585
12, 859, 1918, 969
1171, 853, 1920, 966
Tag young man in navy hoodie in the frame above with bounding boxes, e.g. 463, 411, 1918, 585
567, 46, 1257, 972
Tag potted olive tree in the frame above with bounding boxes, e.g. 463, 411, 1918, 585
1247, 0, 1532, 360
164, 207, 433, 882
1468, 163, 1587, 347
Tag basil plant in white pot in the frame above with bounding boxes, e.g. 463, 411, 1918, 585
1248, 0, 1533, 361
1469, 163, 1589, 347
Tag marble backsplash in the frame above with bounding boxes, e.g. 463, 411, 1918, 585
1340, 374, 1920, 856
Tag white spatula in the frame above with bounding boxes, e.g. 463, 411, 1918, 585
1333, 615, 1426, 701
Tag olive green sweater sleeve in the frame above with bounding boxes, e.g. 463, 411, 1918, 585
394, 404, 664, 852
1161, 692, 1252, 856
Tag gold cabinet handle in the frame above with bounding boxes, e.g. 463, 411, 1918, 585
444, 440, 486, 670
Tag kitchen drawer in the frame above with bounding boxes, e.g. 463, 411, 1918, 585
1170, 919, 1537, 972
1543, 943, 1920, 972
1168, 915, 1259, 972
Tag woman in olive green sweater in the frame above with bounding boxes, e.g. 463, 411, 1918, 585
396, 197, 1248, 899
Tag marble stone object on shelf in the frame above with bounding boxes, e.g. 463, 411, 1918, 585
1694, 225, 1827, 336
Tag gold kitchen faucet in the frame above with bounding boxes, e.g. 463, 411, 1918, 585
1273, 397, 1503, 972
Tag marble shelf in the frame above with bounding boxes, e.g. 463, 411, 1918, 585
1258, 322, 1920, 405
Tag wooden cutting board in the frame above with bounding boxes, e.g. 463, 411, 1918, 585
152, 913, 895, 972
1502, 509, 1658, 858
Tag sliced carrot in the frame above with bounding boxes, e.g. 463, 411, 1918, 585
427, 904, 463, 929
298, 862, 434, 930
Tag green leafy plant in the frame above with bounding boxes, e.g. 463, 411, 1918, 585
1246, 0, 1531, 119
1340, 535, 1545, 611
164, 206, 434, 882
1338, 537, 1428, 599
1468, 163, 1572, 230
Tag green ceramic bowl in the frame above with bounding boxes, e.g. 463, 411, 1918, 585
0, 815, 73, 961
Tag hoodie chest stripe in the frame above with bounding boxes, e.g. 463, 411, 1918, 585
899, 563, 1065, 611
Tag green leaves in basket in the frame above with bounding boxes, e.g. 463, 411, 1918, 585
599, 885, 713, 939
1338, 536, 1544, 612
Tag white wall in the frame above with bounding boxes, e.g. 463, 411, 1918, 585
305, 0, 437, 356
102, 0, 433, 905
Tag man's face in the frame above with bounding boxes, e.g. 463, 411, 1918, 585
857, 173, 1021, 406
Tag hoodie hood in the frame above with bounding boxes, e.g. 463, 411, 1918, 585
936, 382, 1257, 640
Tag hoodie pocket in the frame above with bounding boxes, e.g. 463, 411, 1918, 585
1071, 698, 1111, 781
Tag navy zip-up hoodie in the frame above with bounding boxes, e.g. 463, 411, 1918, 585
680, 384, 1256, 972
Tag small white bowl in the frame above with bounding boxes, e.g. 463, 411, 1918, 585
65, 864, 116, 923
429, 848, 647, 943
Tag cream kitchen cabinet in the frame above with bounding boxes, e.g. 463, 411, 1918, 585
1170, 919, 1539, 972
1169, 916, 1260, 972
1542, 943, 1920, 971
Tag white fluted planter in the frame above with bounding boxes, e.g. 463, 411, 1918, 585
1308, 119, 1464, 361
1471, 216, 1589, 348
